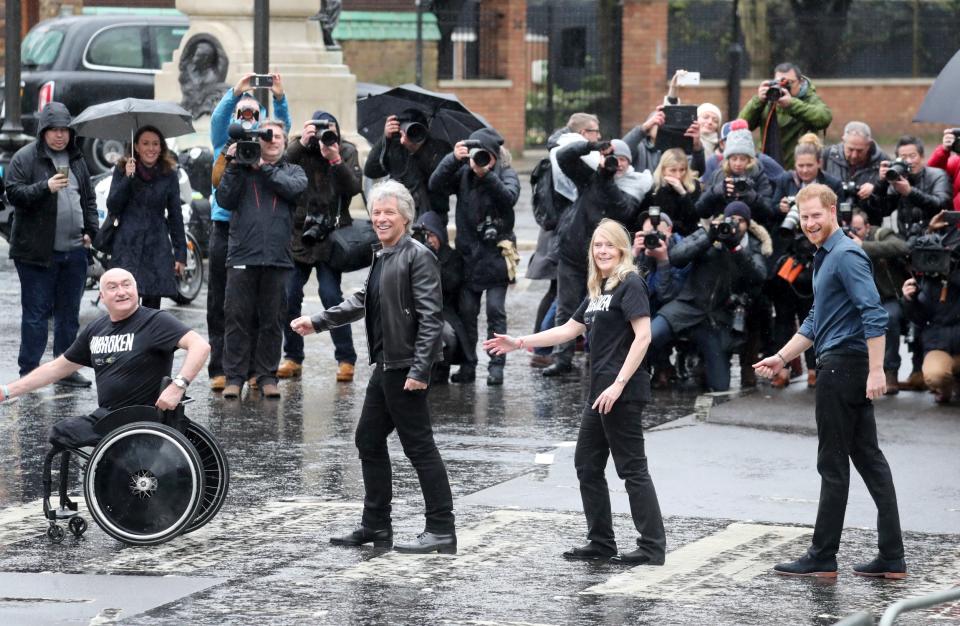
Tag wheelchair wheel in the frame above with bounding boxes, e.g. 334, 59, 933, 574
183, 421, 230, 533
84, 421, 204, 546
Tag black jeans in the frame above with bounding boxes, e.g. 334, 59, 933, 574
458, 284, 507, 368
552, 258, 587, 366
355, 365, 455, 533
223, 266, 289, 387
574, 401, 666, 558
810, 354, 904, 561
206, 221, 229, 378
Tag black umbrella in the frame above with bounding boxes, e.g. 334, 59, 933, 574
357, 83, 489, 146
70, 98, 196, 154
914, 49, 960, 125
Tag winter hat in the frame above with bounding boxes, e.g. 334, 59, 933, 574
610, 139, 632, 162
415, 211, 448, 247
723, 127, 756, 159
697, 103, 722, 125
468, 127, 504, 155
724, 200, 752, 225
720, 118, 749, 141
311, 110, 340, 130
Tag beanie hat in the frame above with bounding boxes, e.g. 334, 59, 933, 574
723, 128, 756, 159
311, 110, 340, 130
724, 200, 751, 225
610, 139, 632, 161
720, 118, 749, 141
697, 103, 722, 125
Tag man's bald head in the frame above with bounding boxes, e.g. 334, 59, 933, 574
99, 268, 140, 321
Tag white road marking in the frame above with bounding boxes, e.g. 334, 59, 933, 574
582, 522, 810, 599
534, 453, 554, 465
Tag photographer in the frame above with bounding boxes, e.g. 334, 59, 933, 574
696, 125, 775, 226
926, 128, 960, 211
738, 63, 832, 169
823, 121, 889, 215
546, 138, 650, 376
901, 216, 960, 404
872, 136, 952, 236
206, 73, 291, 391
847, 209, 910, 394
216, 120, 308, 398
278, 111, 363, 383
413, 211, 468, 384
640, 148, 702, 236
364, 108, 450, 219
427, 128, 520, 385
633, 209, 690, 387
701, 120, 785, 185
649, 202, 767, 391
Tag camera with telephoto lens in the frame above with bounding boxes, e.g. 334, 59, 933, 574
399, 117, 428, 144
779, 196, 800, 235
477, 215, 500, 243
712, 217, 739, 246
462, 139, 493, 168
909, 232, 957, 277
839, 201, 853, 234
885, 158, 910, 182
763, 78, 788, 102
228, 123, 274, 166
309, 120, 339, 148
301, 212, 335, 247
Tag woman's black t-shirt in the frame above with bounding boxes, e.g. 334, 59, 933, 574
63, 307, 191, 409
572, 272, 652, 403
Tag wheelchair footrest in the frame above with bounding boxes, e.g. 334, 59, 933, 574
52, 507, 80, 520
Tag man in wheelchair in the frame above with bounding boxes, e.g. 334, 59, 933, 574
0, 268, 216, 545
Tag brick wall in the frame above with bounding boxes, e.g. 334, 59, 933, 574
343, 40, 438, 89
672, 80, 942, 144
436, 0, 527, 154
620, 0, 669, 135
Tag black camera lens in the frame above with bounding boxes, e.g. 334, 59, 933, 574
602, 155, 619, 173
471, 149, 492, 168
643, 231, 662, 249
301, 214, 332, 247
717, 219, 735, 238
400, 121, 428, 144
885, 160, 909, 182
235, 141, 261, 166
764, 79, 784, 102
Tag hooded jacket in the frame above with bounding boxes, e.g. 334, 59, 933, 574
738, 77, 832, 169
364, 127, 450, 219
216, 157, 308, 268
4, 102, 99, 266
428, 128, 521, 290
285, 111, 363, 266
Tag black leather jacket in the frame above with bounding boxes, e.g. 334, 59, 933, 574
310, 236, 443, 382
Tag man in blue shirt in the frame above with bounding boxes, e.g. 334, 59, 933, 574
754, 183, 905, 580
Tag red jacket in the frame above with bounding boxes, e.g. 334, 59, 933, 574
927, 145, 960, 210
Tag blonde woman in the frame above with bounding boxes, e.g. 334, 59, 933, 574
642, 147, 702, 235
484, 219, 666, 566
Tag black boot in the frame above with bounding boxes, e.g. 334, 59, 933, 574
329, 526, 393, 548
487, 364, 504, 385
433, 362, 450, 385
451, 364, 476, 383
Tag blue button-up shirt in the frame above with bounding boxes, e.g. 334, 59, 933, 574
798, 228, 888, 356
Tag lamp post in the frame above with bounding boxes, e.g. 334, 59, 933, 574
253, 0, 270, 110
0, 0, 32, 160
727, 0, 743, 122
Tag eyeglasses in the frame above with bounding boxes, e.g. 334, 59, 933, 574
583, 128, 601, 135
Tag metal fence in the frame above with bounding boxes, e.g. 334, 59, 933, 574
669, 0, 960, 79
434, 5, 505, 81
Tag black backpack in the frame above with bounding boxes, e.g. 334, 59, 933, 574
530, 157, 560, 231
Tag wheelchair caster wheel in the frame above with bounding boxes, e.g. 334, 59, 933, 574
47, 524, 65, 543
69, 516, 87, 538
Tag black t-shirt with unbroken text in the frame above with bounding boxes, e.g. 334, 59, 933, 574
64, 307, 191, 410
572, 272, 652, 404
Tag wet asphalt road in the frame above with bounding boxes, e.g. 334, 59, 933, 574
0, 216, 959, 621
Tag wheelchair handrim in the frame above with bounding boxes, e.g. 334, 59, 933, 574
183, 421, 229, 533
84, 424, 201, 544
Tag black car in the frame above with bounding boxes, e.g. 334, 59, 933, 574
2, 13, 189, 174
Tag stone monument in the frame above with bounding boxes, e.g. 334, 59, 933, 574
154, 0, 359, 149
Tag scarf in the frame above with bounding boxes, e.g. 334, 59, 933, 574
136, 160, 161, 182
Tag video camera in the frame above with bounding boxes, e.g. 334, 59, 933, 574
308, 120, 339, 148
301, 212, 335, 247
909, 231, 957, 277
462, 139, 494, 168
763, 78, 789, 102
884, 158, 910, 182
228, 123, 274, 166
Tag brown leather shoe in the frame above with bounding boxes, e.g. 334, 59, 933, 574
336, 362, 355, 382
209, 375, 226, 391
222, 384, 241, 399
261, 383, 281, 398
771, 369, 791, 389
807, 371, 817, 388
900, 370, 927, 391
884, 370, 900, 395
277, 359, 302, 379
789, 356, 803, 378
529, 354, 553, 368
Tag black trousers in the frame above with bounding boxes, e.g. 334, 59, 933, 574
458, 285, 507, 368
810, 354, 904, 561
206, 221, 229, 378
574, 401, 666, 558
223, 265, 289, 387
553, 258, 587, 366
355, 365, 455, 533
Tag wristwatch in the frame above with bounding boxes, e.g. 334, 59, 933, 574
171, 376, 191, 390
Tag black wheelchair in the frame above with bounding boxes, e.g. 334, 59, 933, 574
41, 394, 229, 546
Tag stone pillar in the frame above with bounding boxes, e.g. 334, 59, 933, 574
620, 0, 669, 134
154, 0, 358, 147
